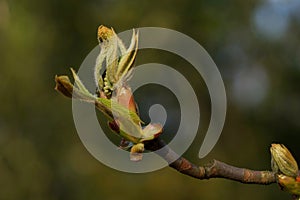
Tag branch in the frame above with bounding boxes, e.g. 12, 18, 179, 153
145, 137, 276, 184
55, 25, 300, 199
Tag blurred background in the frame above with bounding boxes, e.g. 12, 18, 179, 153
1, 0, 300, 199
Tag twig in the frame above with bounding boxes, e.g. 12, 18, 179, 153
145, 138, 277, 185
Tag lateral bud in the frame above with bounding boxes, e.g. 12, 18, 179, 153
270, 144, 299, 178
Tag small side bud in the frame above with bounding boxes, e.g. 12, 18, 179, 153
55, 75, 74, 98
270, 144, 299, 177
130, 143, 144, 162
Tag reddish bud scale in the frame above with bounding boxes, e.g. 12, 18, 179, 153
108, 121, 120, 133
116, 86, 137, 114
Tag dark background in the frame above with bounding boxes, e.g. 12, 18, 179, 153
1, 0, 300, 199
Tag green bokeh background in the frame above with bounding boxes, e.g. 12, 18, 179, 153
1, 0, 300, 199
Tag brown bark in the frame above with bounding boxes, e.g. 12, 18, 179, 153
145, 138, 276, 184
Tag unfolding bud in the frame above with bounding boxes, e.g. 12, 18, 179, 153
278, 174, 300, 196
130, 143, 144, 161
55, 25, 162, 162
270, 144, 299, 177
